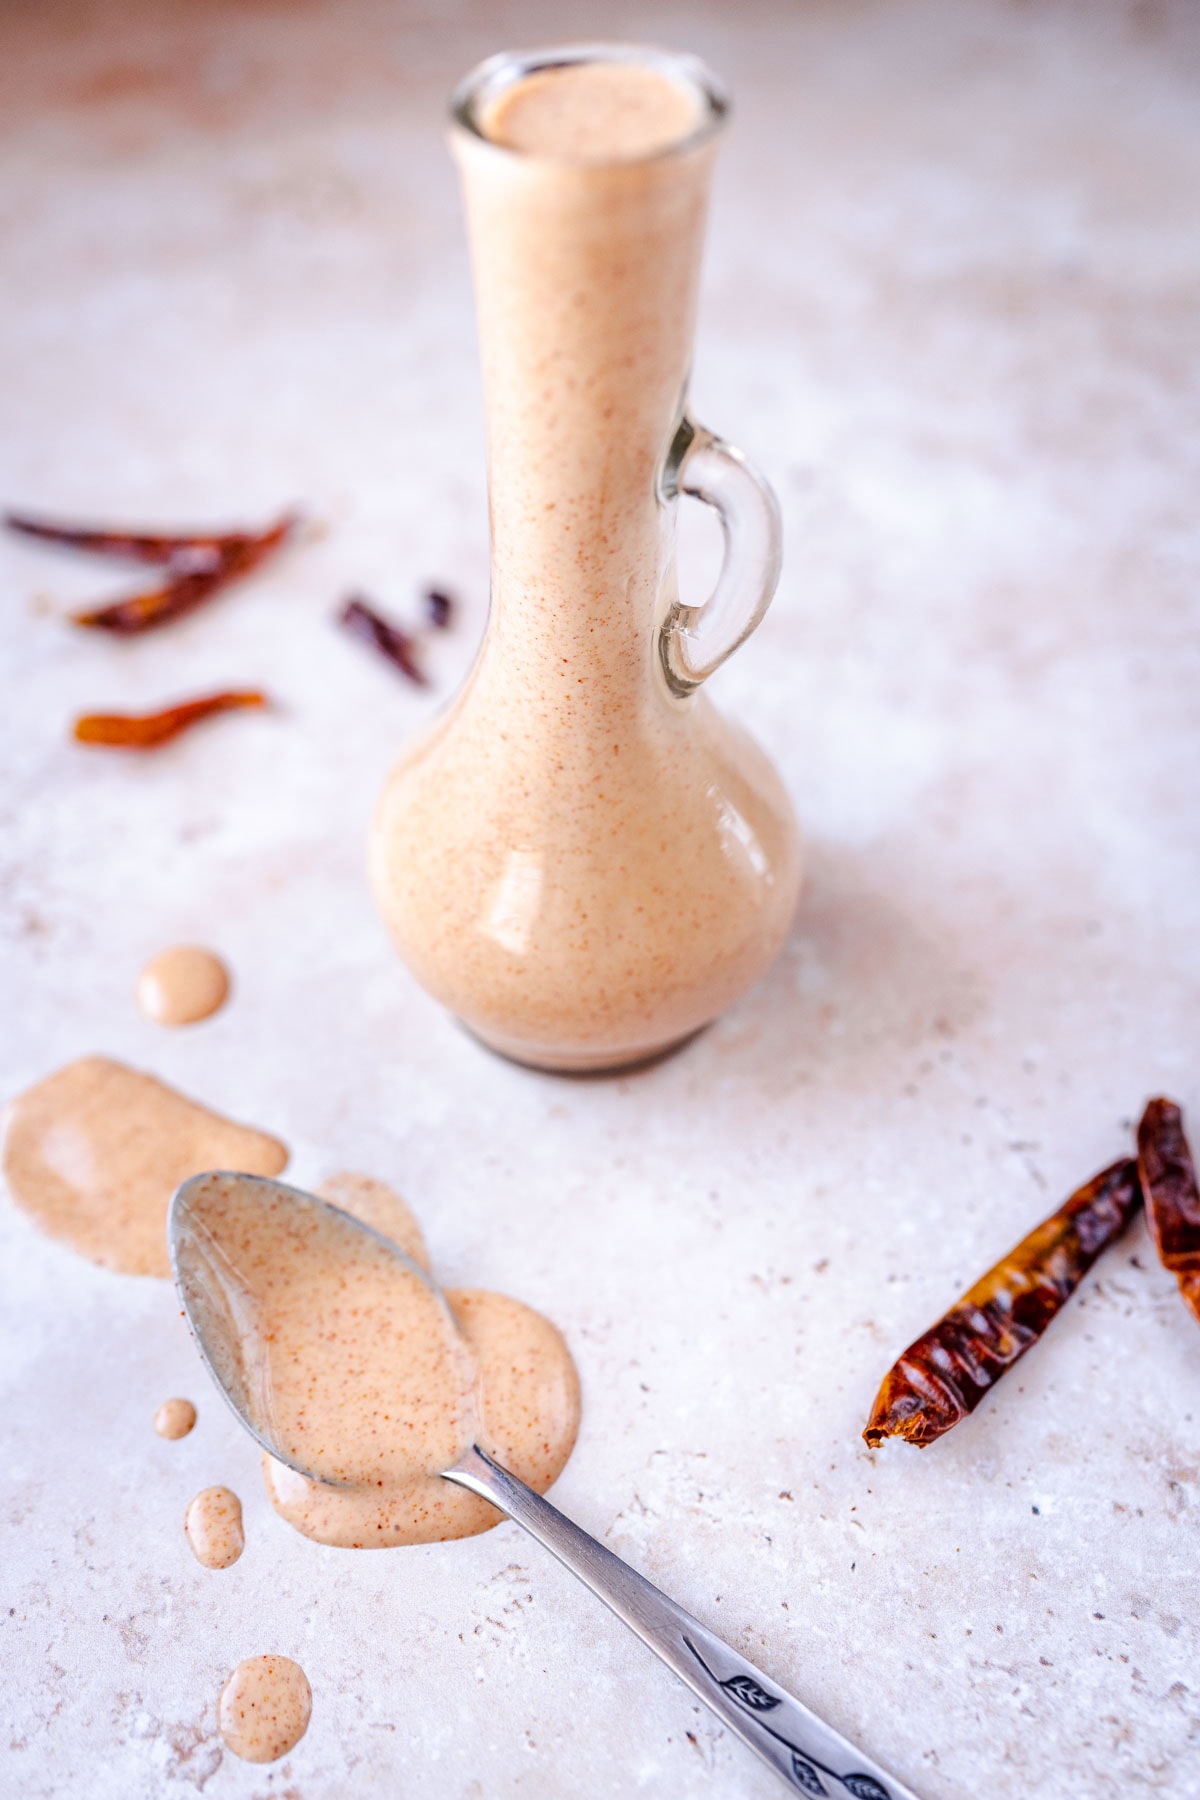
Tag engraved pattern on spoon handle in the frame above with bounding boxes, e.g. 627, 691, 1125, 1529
445, 1446, 921, 1800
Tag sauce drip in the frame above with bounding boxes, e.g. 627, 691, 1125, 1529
154, 1398, 196, 1439
217, 1655, 311, 1763
0, 1057, 287, 1277
185, 1486, 244, 1569
136, 946, 229, 1025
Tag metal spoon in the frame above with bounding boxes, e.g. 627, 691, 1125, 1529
169, 1171, 920, 1800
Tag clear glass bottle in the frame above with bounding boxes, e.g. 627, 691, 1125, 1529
370, 44, 802, 1071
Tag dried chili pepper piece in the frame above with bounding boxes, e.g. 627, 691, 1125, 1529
6, 511, 231, 566
339, 595, 428, 687
71, 515, 297, 635
1136, 1098, 1200, 1330
73, 559, 239, 633
863, 1157, 1141, 1449
1137, 1098, 1200, 1272
424, 587, 455, 629
74, 690, 267, 749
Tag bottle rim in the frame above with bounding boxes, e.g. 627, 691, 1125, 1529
450, 41, 729, 166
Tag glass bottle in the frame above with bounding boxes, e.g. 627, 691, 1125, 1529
370, 44, 801, 1071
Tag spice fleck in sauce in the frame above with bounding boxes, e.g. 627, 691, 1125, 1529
154, 1398, 196, 1440
136, 946, 230, 1025
181, 1174, 580, 1548
218, 1654, 311, 1763
185, 1486, 244, 1569
0, 1057, 287, 1276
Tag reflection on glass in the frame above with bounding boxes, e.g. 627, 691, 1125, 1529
482, 848, 544, 956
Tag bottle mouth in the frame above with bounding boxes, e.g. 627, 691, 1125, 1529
450, 42, 729, 167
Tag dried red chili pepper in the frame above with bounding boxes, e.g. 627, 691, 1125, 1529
863, 1157, 1141, 1448
339, 595, 428, 687
1137, 1098, 1200, 1272
6, 511, 232, 566
1137, 1097, 1200, 1328
424, 587, 455, 629
73, 690, 267, 749
71, 515, 297, 634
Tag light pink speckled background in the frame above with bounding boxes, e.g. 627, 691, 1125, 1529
1, 2, 1198, 1796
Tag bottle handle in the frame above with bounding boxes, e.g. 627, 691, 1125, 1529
658, 415, 783, 697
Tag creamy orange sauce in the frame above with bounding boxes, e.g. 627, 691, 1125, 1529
136, 945, 229, 1026
184, 1175, 477, 1483
0, 1057, 287, 1277
481, 60, 703, 162
179, 1173, 580, 1549
185, 1486, 244, 1569
218, 1654, 311, 1763
154, 1397, 196, 1439
263, 1286, 580, 1547
316, 1170, 430, 1270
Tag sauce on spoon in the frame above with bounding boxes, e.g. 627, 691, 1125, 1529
262, 1285, 579, 1547
174, 1173, 579, 1548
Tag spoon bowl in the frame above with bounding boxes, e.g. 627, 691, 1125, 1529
169, 1170, 920, 1800
169, 1171, 460, 1485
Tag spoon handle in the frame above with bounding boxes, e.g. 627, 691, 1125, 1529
445, 1446, 920, 1800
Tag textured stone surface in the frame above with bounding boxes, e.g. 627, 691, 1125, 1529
1, 2, 1198, 1796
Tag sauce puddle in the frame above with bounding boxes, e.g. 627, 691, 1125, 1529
0, 1056, 287, 1276
218, 1654, 311, 1762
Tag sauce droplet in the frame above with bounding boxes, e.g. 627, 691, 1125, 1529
185, 1486, 244, 1569
154, 1398, 196, 1440
136, 946, 230, 1026
217, 1655, 311, 1763
0, 1056, 288, 1277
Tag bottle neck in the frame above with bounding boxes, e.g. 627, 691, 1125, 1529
454, 133, 715, 709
